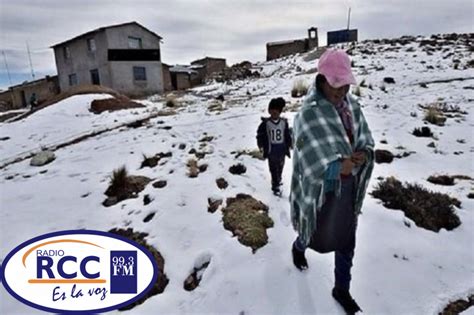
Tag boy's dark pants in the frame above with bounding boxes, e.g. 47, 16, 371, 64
268, 154, 285, 190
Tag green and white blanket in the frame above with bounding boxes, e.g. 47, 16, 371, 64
290, 85, 375, 246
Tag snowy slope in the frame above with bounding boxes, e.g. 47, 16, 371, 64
1, 35, 473, 315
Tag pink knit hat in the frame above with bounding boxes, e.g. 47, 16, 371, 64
318, 49, 356, 88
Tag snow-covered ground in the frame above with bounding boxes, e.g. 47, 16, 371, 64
1, 35, 473, 314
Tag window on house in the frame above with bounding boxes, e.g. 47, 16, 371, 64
133, 66, 146, 81
128, 36, 142, 49
63, 46, 71, 59
68, 73, 77, 86
87, 38, 96, 52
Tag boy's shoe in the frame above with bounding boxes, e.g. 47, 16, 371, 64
272, 187, 282, 197
332, 287, 362, 314
292, 242, 308, 270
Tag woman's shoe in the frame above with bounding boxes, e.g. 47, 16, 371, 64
292, 241, 308, 270
332, 287, 362, 314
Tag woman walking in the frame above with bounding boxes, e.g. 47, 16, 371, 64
290, 49, 375, 314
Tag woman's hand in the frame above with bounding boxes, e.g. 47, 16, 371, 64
351, 151, 367, 166
341, 158, 355, 175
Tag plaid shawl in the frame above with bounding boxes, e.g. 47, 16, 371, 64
290, 84, 375, 246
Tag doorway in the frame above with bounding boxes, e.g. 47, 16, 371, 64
90, 69, 100, 85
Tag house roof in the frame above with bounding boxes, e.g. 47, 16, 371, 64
50, 21, 162, 48
191, 57, 226, 65
266, 38, 305, 47
169, 65, 198, 74
8, 75, 58, 90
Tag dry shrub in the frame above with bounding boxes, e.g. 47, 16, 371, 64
108, 166, 129, 194
104, 165, 151, 206
187, 159, 200, 178
291, 79, 309, 98
165, 95, 178, 108
234, 149, 264, 160
371, 177, 461, 232
424, 107, 446, 126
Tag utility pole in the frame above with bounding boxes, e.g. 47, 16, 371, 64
27, 41, 35, 80
2, 50, 12, 85
347, 7, 351, 30
2, 50, 16, 108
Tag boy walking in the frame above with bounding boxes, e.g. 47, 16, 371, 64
257, 97, 292, 195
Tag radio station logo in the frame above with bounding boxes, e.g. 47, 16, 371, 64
1, 230, 158, 313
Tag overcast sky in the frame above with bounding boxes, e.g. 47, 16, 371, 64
0, 0, 472, 89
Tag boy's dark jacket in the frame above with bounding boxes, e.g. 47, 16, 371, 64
256, 117, 292, 159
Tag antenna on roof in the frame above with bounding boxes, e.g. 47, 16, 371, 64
347, 7, 351, 30
2, 50, 12, 85
26, 41, 35, 80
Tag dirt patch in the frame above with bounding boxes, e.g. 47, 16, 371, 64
108, 228, 168, 310
428, 175, 455, 186
428, 174, 472, 186
143, 212, 156, 223
221, 194, 273, 252
199, 135, 214, 143
143, 194, 153, 205
229, 163, 247, 175
152, 180, 167, 189
216, 177, 228, 189
375, 149, 394, 164
208, 197, 223, 213
412, 126, 433, 137
439, 294, 474, 315
371, 177, 461, 232
141, 152, 172, 169
184, 259, 211, 291
90, 96, 145, 114
103, 166, 151, 207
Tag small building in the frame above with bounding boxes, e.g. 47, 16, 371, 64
0, 75, 59, 110
169, 65, 202, 90
51, 21, 164, 97
161, 63, 174, 92
327, 29, 358, 45
266, 27, 318, 61
191, 57, 226, 79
